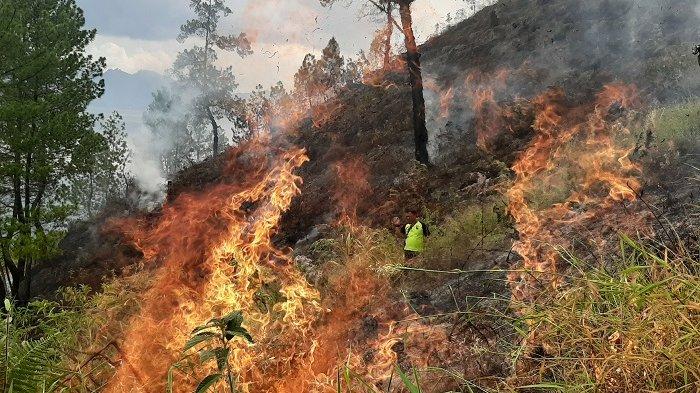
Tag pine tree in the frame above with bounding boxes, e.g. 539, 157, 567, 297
0, 0, 106, 303
174, 0, 252, 156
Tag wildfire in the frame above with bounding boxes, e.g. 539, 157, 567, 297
105, 143, 322, 392
506, 83, 646, 301
466, 69, 509, 147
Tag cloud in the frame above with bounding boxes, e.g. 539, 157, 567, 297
77, 0, 190, 40
88, 35, 179, 74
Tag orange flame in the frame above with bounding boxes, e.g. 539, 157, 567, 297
506, 84, 646, 301
105, 143, 322, 392
466, 69, 510, 147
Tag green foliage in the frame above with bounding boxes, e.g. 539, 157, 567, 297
421, 202, 511, 270
169, 311, 254, 393
0, 288, 98, 393
0, 0, 106, 302
71, 112, 132, 216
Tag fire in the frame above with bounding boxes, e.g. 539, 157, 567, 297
332, 155, 372, 224
465, 69, 509, 147
506, 84, 647, 301
105, 142, 322, 392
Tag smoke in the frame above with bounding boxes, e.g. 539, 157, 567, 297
126, 125, 167, 194
422, 0, 700, 162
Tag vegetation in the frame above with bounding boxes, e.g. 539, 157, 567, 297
503, 236, 700, 392
0, 0, 697, 392
169, 311, 254, 393
0, 0, 132, 303
420, 202, 511, 271
648, 100, 700, 150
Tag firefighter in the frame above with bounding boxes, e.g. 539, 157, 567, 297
392, 206, 430, 259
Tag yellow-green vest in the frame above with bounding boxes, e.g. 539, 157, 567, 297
404, 221, 425, 252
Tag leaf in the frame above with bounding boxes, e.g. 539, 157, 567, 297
396, 366, 421, 393
184, 331, 218, 352
214, 348, 230, 372
222, 310, 244, 326
225, 326, 254, 344
4, 298, 11, 312
198, 349, 217, 364
195, 374, 222, 393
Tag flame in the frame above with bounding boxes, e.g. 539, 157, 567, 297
466, 69, 510, 147
506, 84, 646, 301
105, 142, 322, 392
332, 155, 372, 224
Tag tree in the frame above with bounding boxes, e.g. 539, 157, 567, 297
144, 88, 210, 176
396, 0, 431, 165
362, 0, 395, 70
246, 84, 271, 136
318, 37, 346, 89
73, 112, 132, 216
174, 0, 252, 156
293, 53, 322, 109
0, 0, 106, 303
321, 0, 431, 165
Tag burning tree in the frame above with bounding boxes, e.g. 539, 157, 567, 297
173, 0, 253, 156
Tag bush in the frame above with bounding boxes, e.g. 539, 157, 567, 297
421, 202, 511, 271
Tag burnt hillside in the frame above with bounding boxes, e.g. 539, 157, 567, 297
33, 0, 699, 297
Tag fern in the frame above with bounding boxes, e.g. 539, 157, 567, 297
1, 335, 62, 393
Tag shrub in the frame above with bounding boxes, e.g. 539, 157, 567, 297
421, 202, 511, 271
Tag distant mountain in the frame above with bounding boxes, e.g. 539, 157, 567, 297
90, 69, 171, 131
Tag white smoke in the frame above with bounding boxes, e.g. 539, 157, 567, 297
127, 124, 167, 194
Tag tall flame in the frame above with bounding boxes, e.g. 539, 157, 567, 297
106, 145, 322, 392
506, 84, 645, 301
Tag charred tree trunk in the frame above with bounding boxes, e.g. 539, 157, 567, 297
383, 1, 393, 70
207, 107, 220, 156
398, 0, 430, 166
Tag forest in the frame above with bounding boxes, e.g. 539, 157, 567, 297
0, 0, 698, 392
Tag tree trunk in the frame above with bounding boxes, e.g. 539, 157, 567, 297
398, 0, 430, 166
16, 260, 31, 306
207, 107, 220, 156
383, 1, 393, 70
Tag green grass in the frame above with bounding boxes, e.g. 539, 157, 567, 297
648, 101, 700, 148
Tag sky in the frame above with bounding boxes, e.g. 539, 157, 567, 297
78, 0, 479, 91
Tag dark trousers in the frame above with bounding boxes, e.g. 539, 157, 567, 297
404, 250, 419, 259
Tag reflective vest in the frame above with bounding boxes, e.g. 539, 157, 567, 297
404, 221, 425, 252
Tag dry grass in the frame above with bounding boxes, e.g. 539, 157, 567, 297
505, 235, 700, 392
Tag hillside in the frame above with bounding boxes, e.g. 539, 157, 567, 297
29, 0, 700, 391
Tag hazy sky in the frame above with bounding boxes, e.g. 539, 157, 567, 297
78, 0, 479, 91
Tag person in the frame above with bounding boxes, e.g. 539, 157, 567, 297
392, 206, 430, 259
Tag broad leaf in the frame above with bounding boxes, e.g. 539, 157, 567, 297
214, 347, 230, 372
225, 327, 254, 343
184, 331, 218, 352
195, 374, 222, 393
